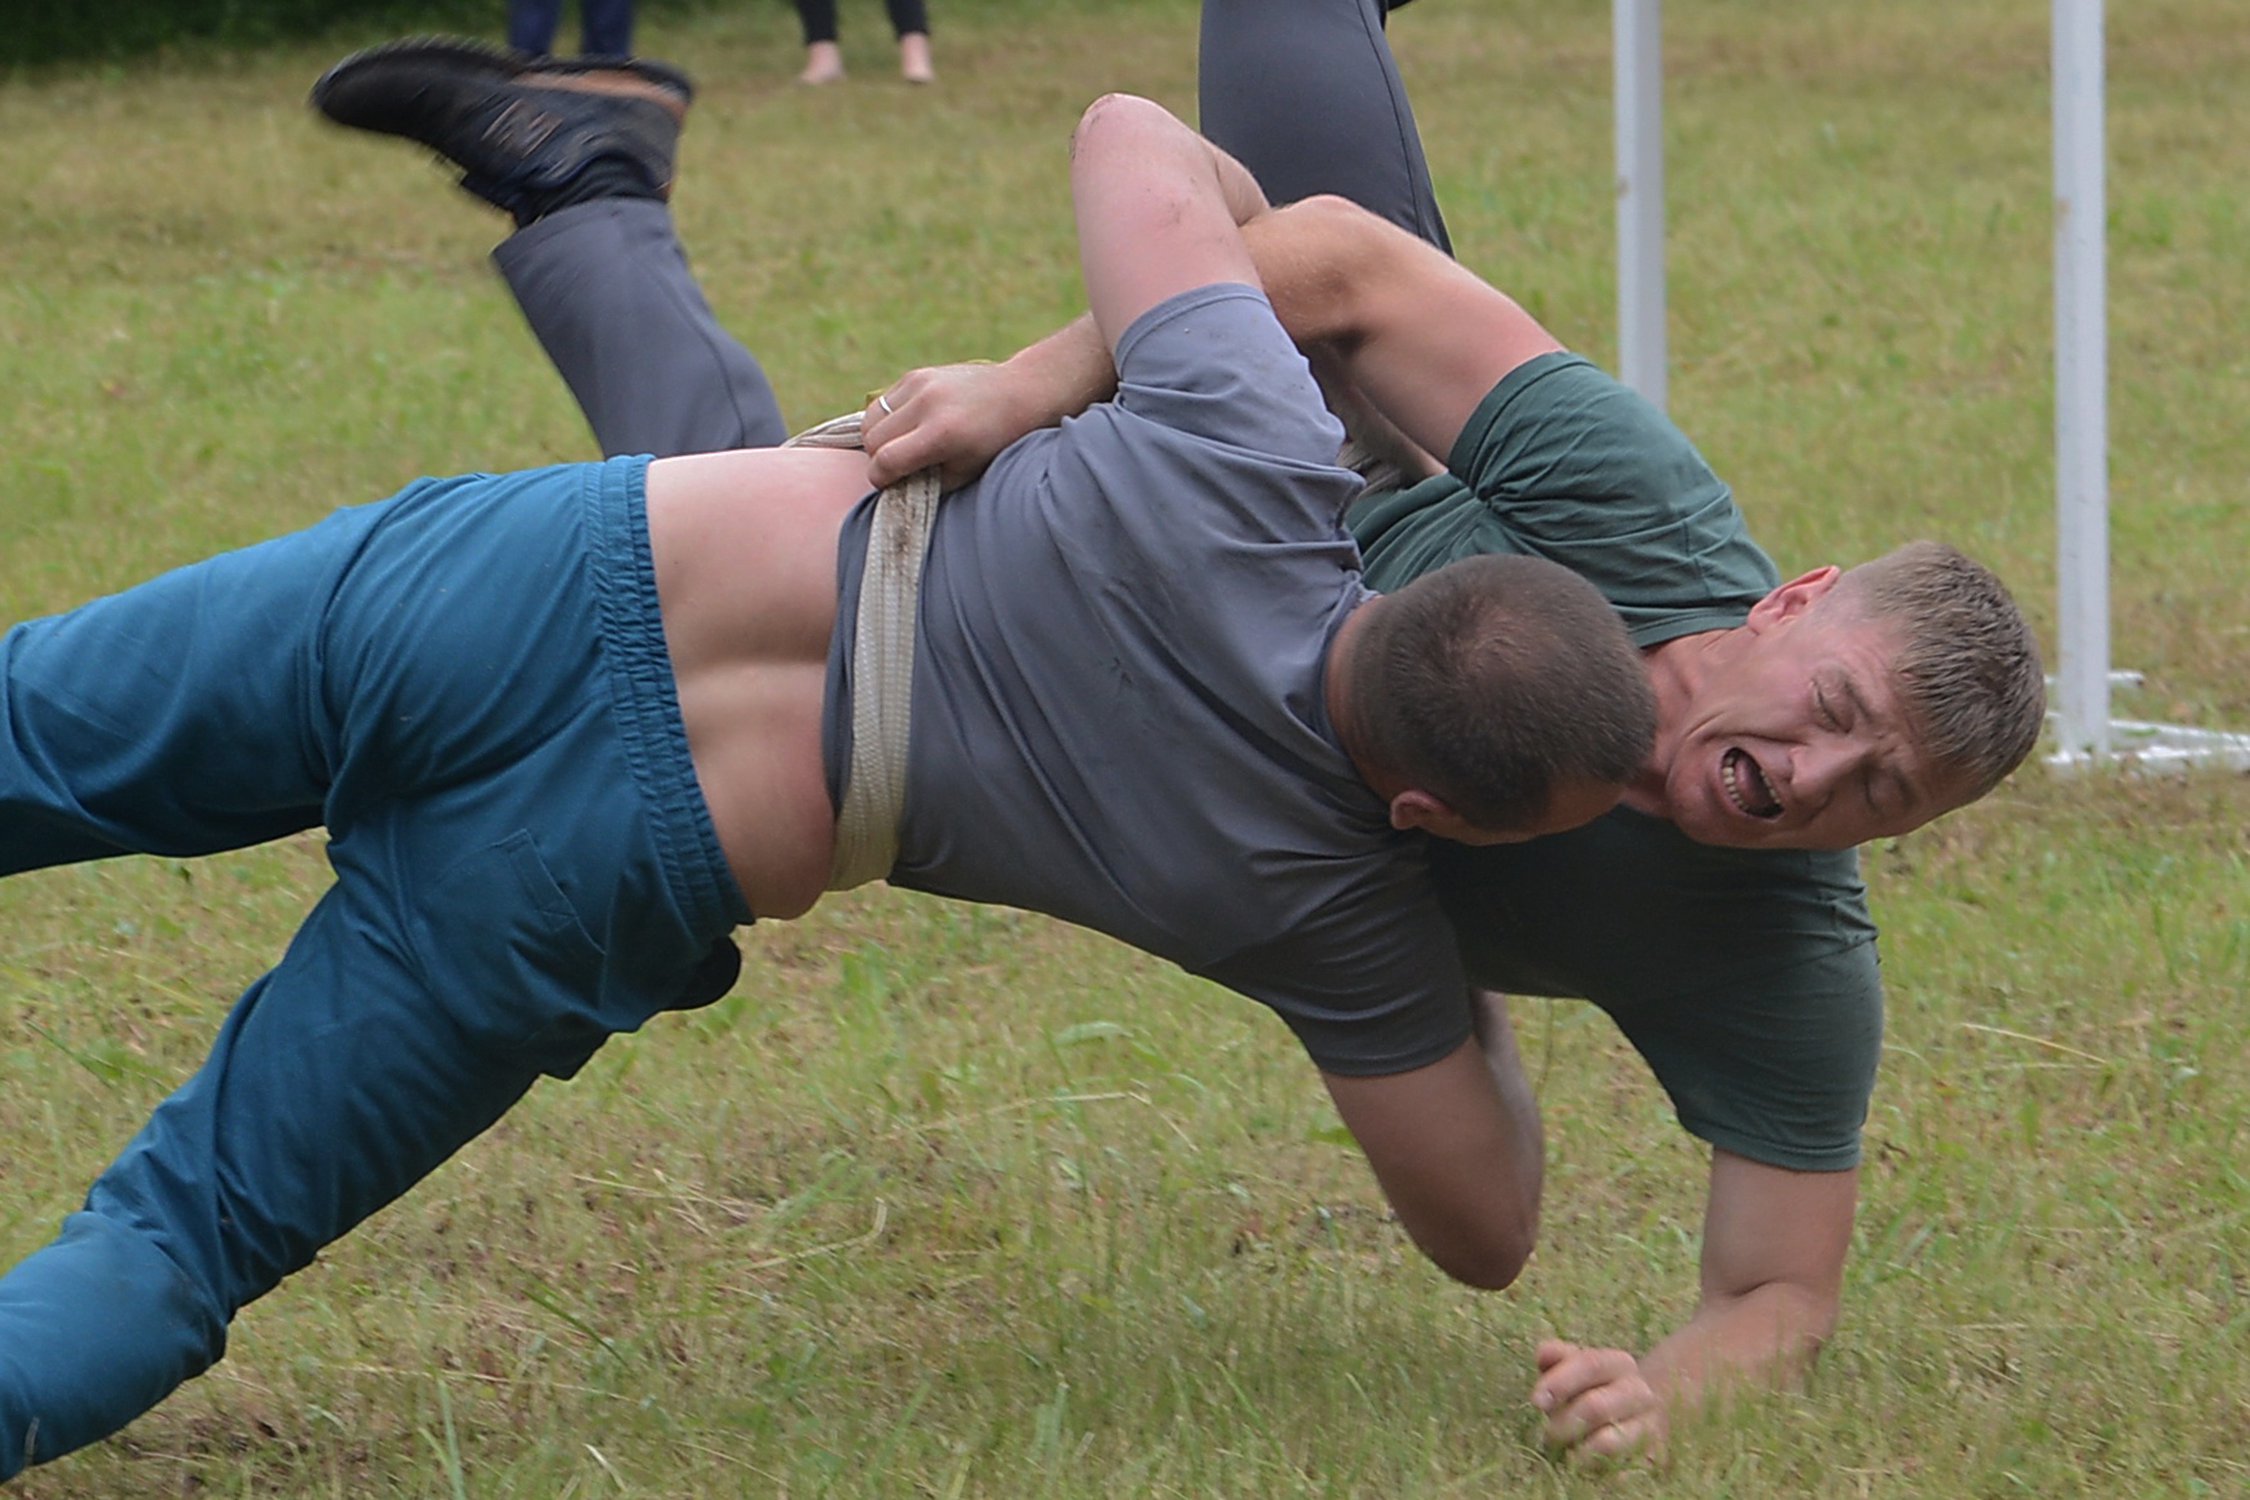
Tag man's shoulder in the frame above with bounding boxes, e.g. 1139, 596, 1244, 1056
1353, 356, 1781, 635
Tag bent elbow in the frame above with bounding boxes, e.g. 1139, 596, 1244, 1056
1445, 1243, 1531, 1292
1072, 93, 1162, 154
1427, 1217, 1538, 1291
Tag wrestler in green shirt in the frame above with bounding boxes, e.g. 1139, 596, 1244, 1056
1354, 353, 1881, 1172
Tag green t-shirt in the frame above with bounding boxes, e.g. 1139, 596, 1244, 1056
1350, 352, 1881, 1172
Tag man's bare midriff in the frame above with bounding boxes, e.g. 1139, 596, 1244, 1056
644, 446, 869, 920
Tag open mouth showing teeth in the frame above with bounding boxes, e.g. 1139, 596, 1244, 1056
1722, 749, 1783, 818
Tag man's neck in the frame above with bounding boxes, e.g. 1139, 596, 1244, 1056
1324, 598, 1399, 799
1620, 630, 1724, 818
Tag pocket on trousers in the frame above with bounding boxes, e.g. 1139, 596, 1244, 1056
425, 829, 613, 1074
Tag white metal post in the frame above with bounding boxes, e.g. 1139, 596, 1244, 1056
2053, 0, 2110, 757
1615, 0, 1667, 412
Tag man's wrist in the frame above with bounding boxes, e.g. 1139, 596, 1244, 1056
1005, 316, 1114, 426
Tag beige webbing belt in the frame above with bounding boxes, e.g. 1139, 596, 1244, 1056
783, 411, 944, 891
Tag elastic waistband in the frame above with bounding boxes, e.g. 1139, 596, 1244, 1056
582, 455, 755, 931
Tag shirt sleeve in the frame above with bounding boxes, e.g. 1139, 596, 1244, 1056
1198, 872, 1476, 1079
1356, 353, 1781, 646
1096, 282, 1362, 534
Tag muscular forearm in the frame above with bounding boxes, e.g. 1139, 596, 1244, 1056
1000, 315, 1115, 430
862, 317, 1113, 490
1638, 1150, 1853, 1423
990, 230, 1310, 441
972, 186, 1329, 441
863, 179, 1393, 487
1202, 134, 1272, 231
1469, 991, 1543, 1227
1532, 1150, 1852, 1458
1319, 991, 1548, 1291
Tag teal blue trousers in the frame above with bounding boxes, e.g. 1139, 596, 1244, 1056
0, 456, 748, 1476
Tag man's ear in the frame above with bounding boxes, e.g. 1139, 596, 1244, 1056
1388, 788, 1457, 836
1745, 565, 1844, 633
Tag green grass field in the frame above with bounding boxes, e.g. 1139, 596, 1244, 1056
2, 1, 2246, 1493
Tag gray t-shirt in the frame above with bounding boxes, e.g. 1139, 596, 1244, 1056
1351, 353, 1882, 1171
826, 284, 1473, 1076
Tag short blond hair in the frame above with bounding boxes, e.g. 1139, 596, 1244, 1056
1834, 541, 2045, 801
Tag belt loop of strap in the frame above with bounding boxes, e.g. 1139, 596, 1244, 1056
782, 412, 942, 891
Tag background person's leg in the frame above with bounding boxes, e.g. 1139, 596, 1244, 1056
795, 0, 846, 83
580, 0, 634, 58
885, 0, 929, 40
494, 199, 790, 457
507, 0, 565, 56
887, 0, 934, 81
1197, 0, 1451, 253
796, 0, 839, 45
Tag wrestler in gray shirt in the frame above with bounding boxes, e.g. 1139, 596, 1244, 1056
826, 283, 1475, 1076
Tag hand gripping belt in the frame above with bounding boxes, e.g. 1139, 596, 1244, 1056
782, 412, 944, 891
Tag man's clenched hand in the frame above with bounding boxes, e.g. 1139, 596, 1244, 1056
1532, 1339, 1667, 1461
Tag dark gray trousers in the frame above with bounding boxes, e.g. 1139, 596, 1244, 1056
493, 199, 790, 457
497, 0, 1445, 460
1196, 0, 1450, 254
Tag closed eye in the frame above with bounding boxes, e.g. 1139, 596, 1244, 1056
1814, 680, 1844, 732
1836, 671, 1874, 730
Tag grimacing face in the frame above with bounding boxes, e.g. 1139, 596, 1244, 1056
1652, 570, 1975, 852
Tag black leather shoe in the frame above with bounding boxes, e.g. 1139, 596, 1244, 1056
311, 37, 693, 217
